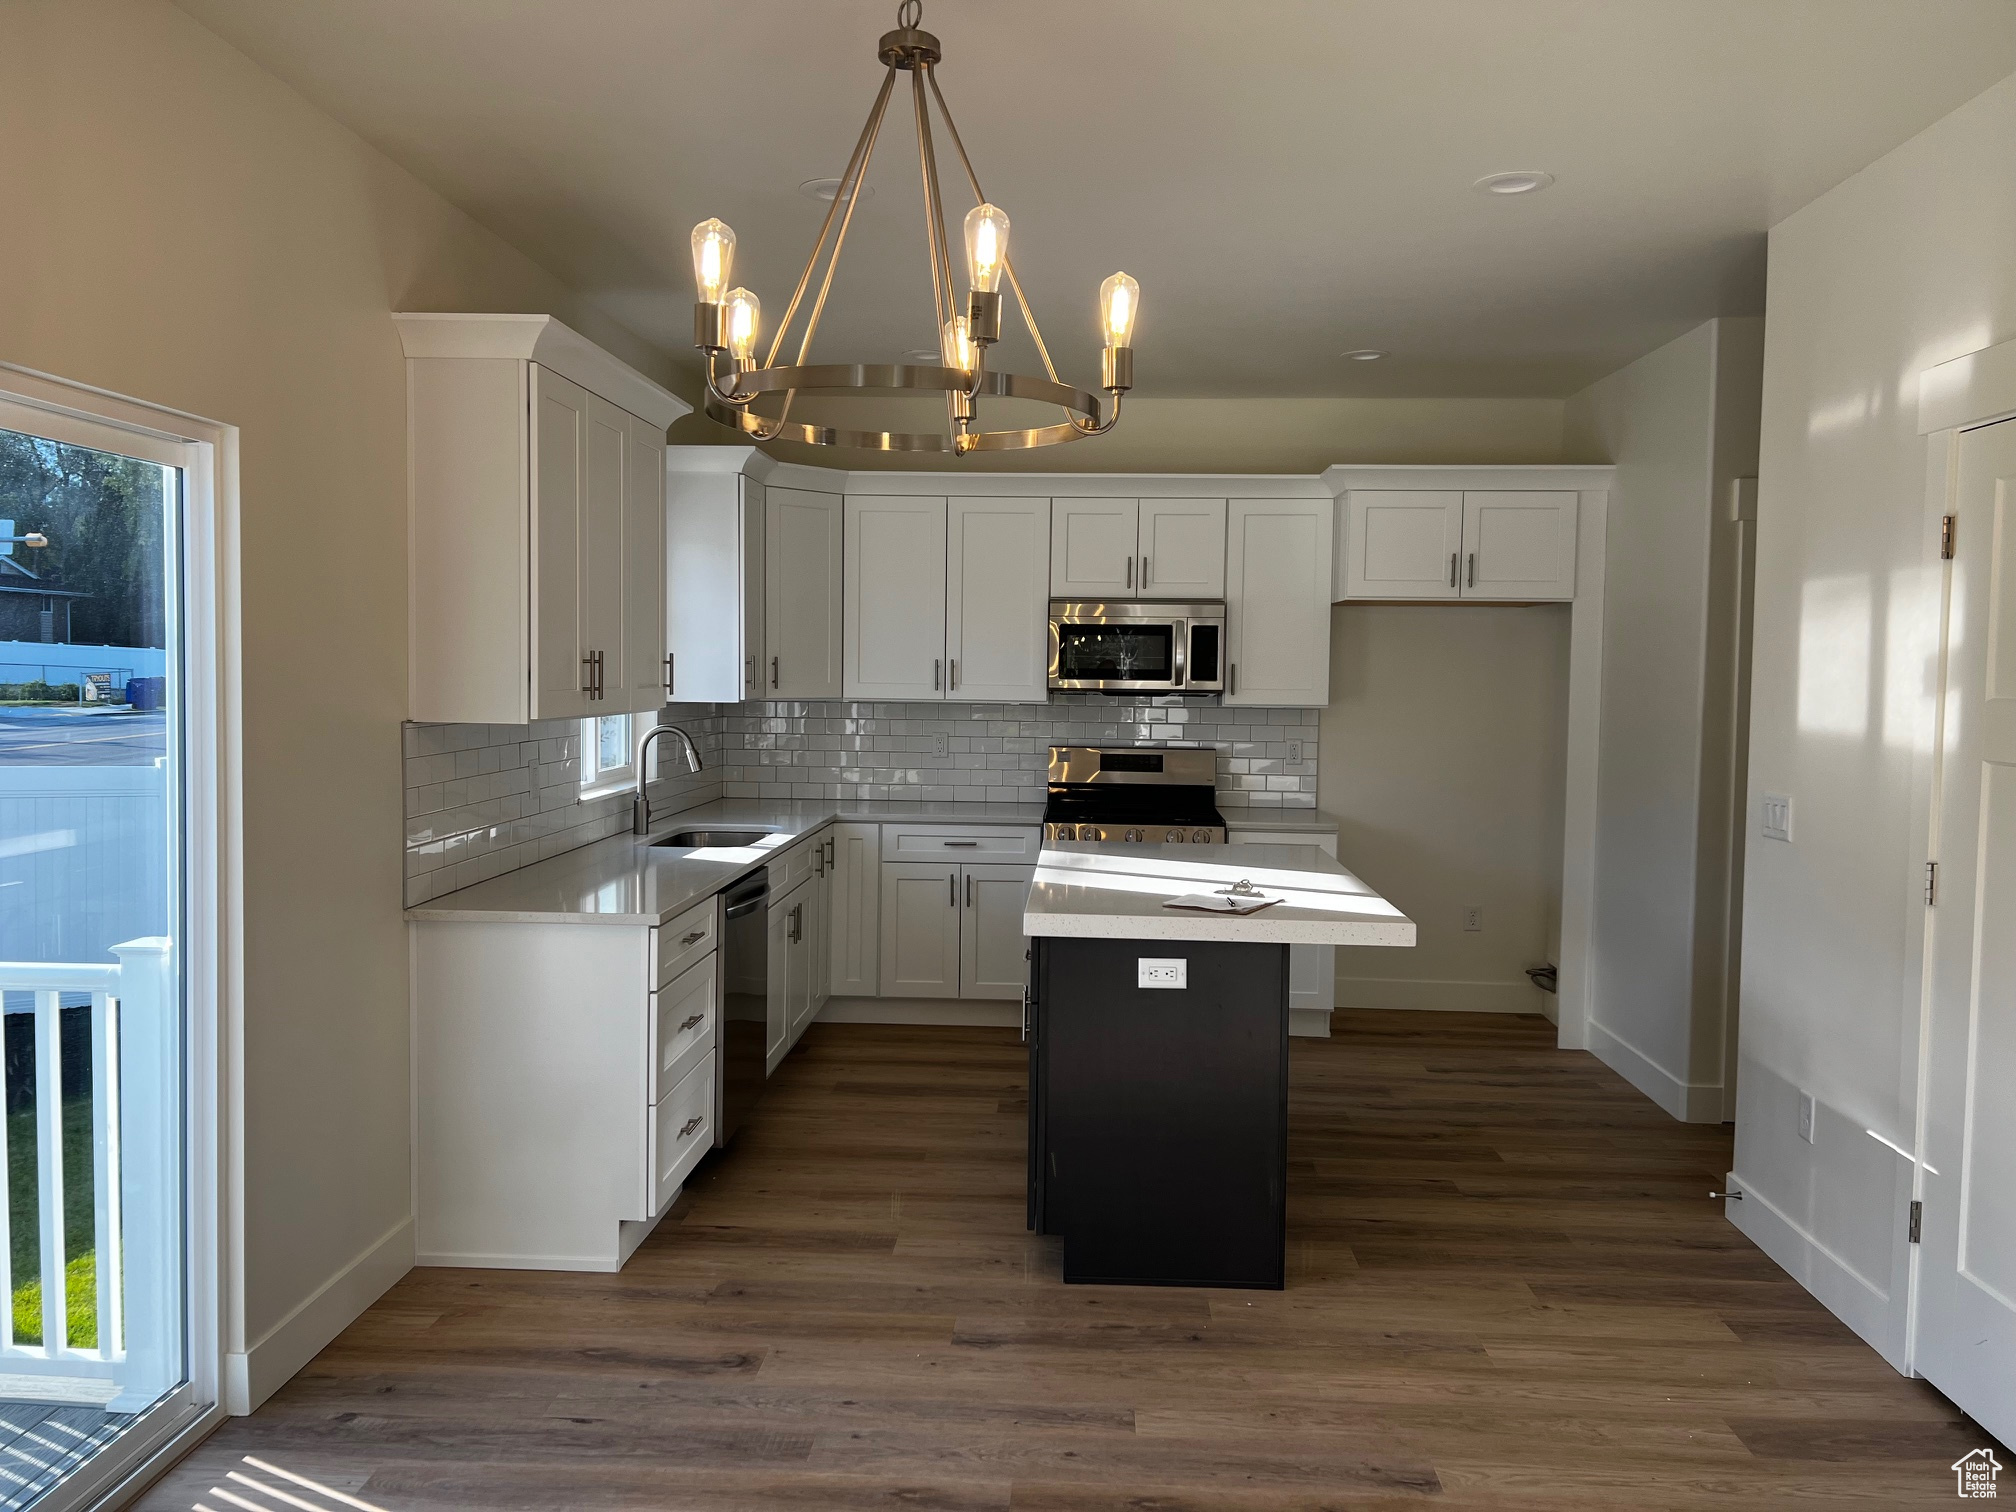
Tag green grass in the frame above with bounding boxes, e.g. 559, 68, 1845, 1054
7, 1098, 99, 1349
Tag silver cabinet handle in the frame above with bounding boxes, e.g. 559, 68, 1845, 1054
788, 903, 802, 943
948, 872, 957, 906
679, 1115, 703, 1138
965, 873, 974, 908
933, 658, 942, 691
1126, 554, 1134, 590
680, 929, 706, 946
745, 655, 755, 695
815, 842, 825, 876
950, 658, 958, 691
678, 1012, 705, 1031
944, 840, 978, 848
664, 652, 675, 698
1021, 984, 1030, 1043
1467, 553, 1477, 588
1142, 555, 1150, 587
825, 838, 834, 866
771, 654, 780, 689
1229, 663, 1238, 697
1449, 552, 1458, 589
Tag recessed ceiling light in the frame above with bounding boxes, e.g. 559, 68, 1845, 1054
1341, 349, 1387, 362
899, 348, 942, 365
800, 177, 875, 204
1473, 170, 1555, 196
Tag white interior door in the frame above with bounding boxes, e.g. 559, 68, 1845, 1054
1138, 498, 1227, 598
1050, 498, 1139, 596
1461, 491, 1578, 600
845, 496, 947, 699
622, 413, 666, 711
529, 365, 589, 719
764, 487, 844, 698
947, 496, 1050, 702
1918, 418, 2016, 1449
960, 864, 1034, 1000
879, 863, 961, 997
1226, 497, 1332, 706
1342, 489, 1463, 600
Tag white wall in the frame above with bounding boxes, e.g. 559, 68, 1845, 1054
0, 0, 674, 1409
1321, 604, 1569, 1014
1731, 70, 2016, 1370
1562, 318, 1763, 1122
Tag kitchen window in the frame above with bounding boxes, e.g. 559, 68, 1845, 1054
580, 713, 634, 796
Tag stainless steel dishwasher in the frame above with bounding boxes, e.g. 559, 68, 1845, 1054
716, 868, 769, 1145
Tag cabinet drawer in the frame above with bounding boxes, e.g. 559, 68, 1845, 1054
771, 831, 824, 893
654, 897, 718, 989
651, 952, 718, 1101
649, 1050, 714, 1213
881, 824, 1041, 862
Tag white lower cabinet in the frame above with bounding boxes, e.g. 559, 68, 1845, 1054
880, 863, 964, 997
767, 877, 817, 1073
651, 951, 717, 1099
828, 823, 881, 996
649, 1051, 715, 1213
960, 863, 1036, 999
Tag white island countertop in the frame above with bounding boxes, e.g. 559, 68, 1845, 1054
1025, 841, 1416, 947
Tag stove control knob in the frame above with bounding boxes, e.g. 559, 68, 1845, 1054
1165, 828, 1185, 842
1124, 828, 1143, 843
1192, 829, 1212, 843
1078, 825, 1098, 841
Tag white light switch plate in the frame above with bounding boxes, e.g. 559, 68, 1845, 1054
1138, 958, 1186, 989
1762, 793, 1793, 842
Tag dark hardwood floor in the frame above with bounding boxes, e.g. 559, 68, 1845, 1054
144, 1012, 2000, 1510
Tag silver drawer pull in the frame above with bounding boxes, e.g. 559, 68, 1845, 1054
680, 929, 706, 946
943, 840, 979, 848
678, 1012, 705, 1032
679, 1115, 703, 1138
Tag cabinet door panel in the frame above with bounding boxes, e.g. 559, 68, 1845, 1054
1050, 498, 1139, 597
530, 365, 589, 719
1138, 499, 1226, 599
947, 496, 1050, 702
740, 478, 765, 699
765, 487, 844, 697
829, 823, 880, 996
765, 892, 790, 1071
1343, 490, 1463, 599
787, 888, 815, 1042
1460, 491, 1577, 600
582, 392, 630, 702
623, 414, 667, 711
1226, 498, 1332, 707
961, 863, 1034, 1000
879, 862, 962, 997
845, 496, 947, 698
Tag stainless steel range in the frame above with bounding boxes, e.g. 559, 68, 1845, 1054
1042, 745, 1227, 846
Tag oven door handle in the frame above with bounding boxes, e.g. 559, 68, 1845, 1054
1173, 621, 1188, 688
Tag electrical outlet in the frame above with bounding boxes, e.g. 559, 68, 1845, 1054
933, 731, 949, 758
1797, 1091, 1815, 1144
1137, 958, 1187, 989
1463, 907, 1483, 932
1762, 793, 1793, 842
1287, 739, 1303, 765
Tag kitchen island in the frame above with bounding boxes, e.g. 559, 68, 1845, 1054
1024, 841, 1415, 1289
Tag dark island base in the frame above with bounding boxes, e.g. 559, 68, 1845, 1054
1028, 936, 1289, 1289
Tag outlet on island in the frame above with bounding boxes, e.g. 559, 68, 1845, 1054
1463, 907, 1483, 932
1137, 958, 1188, 989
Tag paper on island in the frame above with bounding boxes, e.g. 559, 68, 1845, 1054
1161, 891, 1278, 915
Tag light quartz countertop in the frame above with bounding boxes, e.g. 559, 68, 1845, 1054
406, 797, 1047, 926
1024, 841, 1415, 947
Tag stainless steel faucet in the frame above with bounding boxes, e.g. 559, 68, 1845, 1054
633, 722, 703, 835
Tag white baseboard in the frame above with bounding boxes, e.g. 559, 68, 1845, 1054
225, 1213, 413, 1414
818, 996, 1020, 1028
1333, 976, 1546, 1015
1724, 1168, 1902, 1369
1585, 1018, 1724, 1123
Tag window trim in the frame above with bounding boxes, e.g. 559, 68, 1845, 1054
579, 712, 636, 798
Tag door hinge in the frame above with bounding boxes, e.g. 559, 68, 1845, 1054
1925, 860, 1939, 906
1909, 1199, 1923, 1244
1941, 514, 1957, 560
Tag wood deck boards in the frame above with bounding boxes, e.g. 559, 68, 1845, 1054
141, 1011, 2005, 1510
0, 1401, 129, 1510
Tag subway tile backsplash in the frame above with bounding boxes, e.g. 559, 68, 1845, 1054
404, 694, 1316, 906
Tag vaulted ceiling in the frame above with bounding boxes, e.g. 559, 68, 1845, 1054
179, 0, 2016, 396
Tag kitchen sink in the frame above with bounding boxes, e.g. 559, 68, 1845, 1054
651, 828, 774, 849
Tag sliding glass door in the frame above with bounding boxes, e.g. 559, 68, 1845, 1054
0, 391, 213, 1510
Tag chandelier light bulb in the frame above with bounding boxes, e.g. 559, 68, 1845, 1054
963, 203, 1010, 294
940, 315, 977, 374
691, 219, 736, 304
1099, 272, 1140, 349
723, 287, 761, 361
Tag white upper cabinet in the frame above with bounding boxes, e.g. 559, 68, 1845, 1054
947, 497, 1051, 702
1344, 489, 1464, 600
845, 496, 948, 699
398, 314, 687, 724
1461, 491, 1577, 600
1226, 497, 1332, 707
1336, 484, 1579, 602
624, 417, 668, 709
664, 456, 764, 703
1138, 498, 1227, 599
1050, 498, 1140, 596
763, 487, 844, 699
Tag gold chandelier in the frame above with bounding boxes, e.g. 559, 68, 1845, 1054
689, 0, 1138, 455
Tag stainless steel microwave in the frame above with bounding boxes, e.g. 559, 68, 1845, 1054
1047, 601, 1226, 694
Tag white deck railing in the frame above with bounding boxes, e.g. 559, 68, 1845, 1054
0, 941, 177, 1413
